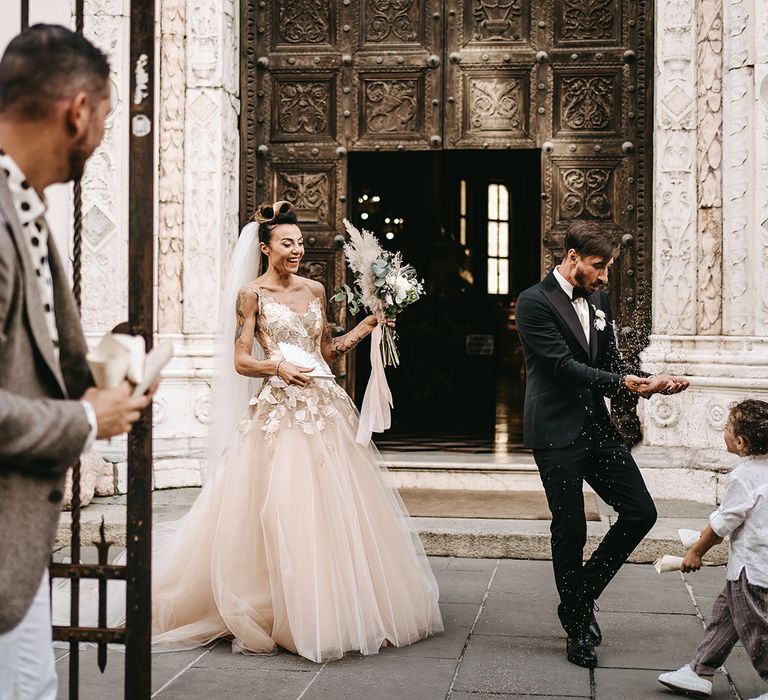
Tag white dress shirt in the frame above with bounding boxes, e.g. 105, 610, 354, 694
709, 455, 768, 588
553, 267, 590, 343
0, 149, 97, 452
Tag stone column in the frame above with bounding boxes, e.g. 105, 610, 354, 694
639, 0, 768, 504
150, 0, 240, 489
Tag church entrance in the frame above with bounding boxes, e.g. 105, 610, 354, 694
348, 150, 540, 444
242, 0, 655, 443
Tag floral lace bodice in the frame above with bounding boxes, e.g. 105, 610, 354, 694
240, 291, 353, 441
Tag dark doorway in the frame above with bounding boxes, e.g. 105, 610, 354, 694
348, 150, 541, 448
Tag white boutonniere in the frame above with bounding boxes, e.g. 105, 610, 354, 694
593, 305, 607, 331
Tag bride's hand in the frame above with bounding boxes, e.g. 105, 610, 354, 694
277, 362, 314, 388
364, 315, 395, 329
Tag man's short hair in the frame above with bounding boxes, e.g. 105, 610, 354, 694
0, 24, 110, 120
562, 220, 620, 260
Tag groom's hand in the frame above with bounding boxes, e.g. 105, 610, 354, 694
644, 374, 689, 396
623, 375, 651, 395
84, 381, 152, 438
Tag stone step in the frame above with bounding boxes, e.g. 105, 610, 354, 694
56, 487, 728, 565
379, 451, 544, 491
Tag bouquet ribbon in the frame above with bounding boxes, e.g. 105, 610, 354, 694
356, 324, 393, 445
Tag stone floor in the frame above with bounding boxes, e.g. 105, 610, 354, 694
53, 559, 766, 700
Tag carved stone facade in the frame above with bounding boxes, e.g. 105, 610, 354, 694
638, 0, 768, 501
64, 1, 768, 501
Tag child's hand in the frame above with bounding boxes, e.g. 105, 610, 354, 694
681, 550, 703, 573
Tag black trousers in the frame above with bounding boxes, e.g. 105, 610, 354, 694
533, 415, 657, 637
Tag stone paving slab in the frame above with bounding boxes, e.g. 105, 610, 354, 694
452, 633, 592, 697
594, 667, 734, 700
55, 558, 767, 700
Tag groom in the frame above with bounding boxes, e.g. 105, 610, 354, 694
515, 221, 688, 668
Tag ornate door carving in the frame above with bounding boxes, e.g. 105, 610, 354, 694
243, 0, 652, 439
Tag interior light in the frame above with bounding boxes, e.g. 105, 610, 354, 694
360, 212, 369, 220
385, 232, 395, 240
362, 194, 369, 201
384, 217, 391, 224
372, 195, 381, 202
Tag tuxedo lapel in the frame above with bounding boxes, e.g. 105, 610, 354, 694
541, 272, 590, 357
0, 176, 67, 396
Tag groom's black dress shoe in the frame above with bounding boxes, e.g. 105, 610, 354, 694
588, 612, 602, 646
566, 633, 598, 669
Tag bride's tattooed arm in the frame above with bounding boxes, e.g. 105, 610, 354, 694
316, 284, 377, 365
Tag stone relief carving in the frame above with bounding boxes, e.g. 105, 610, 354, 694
158, 0, 185, 334
559, 167, 613, 220
649, 396, 681, 428
184, 2, 240, 335
722, 0, 752, 335
277, 81, 330, 135
560, 76, 613, 131
706, 398, 729, 431
472, 0, 523, 41
277, 171, 330, 225
696, 0, 723, 334
366, 0, 418, 43
469, 78, 523, 132
365, 80, 418, 133
194, 392, 212, 425
81, 5, 127, 333
278, 0, 330, 44
560, 0, 615, 42
653, 0, 697, 335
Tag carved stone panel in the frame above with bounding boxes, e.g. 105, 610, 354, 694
553, 161, 619, 225
275, 0, 335, 48
554, 71, 621, 137
271, 76, 336, 141
271, 165, 336, 228
554, 0, 621, 46
360, 75, 422, 137
362, 0, 423, 45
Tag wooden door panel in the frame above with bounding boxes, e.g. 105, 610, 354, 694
348, 0, 443, 150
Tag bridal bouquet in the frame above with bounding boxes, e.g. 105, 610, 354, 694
332, 219, 424, 367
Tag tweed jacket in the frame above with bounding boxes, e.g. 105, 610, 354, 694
0, 168, 92, 633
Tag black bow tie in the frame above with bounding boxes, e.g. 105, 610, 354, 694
571, 287, 591, 300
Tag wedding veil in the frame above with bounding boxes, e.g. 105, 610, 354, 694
205, 221, 264, 481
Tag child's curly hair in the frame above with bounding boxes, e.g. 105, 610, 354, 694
729, 399, 768, 455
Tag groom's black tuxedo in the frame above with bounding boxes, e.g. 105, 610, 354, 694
517, 270, 646, 449
516, 270, 657, 637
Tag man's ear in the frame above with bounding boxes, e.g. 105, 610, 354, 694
64, 92, 91, 138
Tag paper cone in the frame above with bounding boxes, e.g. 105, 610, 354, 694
654, 555, 684, 574
678, 529, 701, 549
86, 334, 131, 389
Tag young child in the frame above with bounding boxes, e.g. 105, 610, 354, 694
658, 399, 768, 699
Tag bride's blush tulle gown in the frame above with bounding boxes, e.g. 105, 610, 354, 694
57, 291, 442, 662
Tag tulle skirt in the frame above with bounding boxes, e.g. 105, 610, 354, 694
56, 384, 443, 663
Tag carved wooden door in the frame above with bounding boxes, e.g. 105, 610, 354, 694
443, 0, 652, 439
243, 0, 652, 436
243, 0, 445, 388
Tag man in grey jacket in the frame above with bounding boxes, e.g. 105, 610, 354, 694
0, 25, 151, 699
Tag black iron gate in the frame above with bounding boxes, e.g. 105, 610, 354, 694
11, 2, 157, 698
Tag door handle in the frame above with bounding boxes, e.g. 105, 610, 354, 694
427, 54, 441, 68
449, 52, 461, 65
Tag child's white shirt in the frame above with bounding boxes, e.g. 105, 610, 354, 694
709, 455, 768, 588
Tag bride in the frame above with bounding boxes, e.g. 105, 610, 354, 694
61, 201, 442, 662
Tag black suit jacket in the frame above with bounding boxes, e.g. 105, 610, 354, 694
515, 270, 648, 449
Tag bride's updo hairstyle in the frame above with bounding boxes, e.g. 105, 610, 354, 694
253, 200, 298, 244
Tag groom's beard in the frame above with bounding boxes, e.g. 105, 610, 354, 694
574, 268, 605, 293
